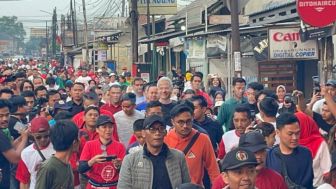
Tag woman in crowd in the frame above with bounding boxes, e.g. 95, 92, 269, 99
207, 74, 226, 101
276, 85, 286, 103
296, 111, 332, 187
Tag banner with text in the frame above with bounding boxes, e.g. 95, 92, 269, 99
137, 0, 177, 15
268, 27, 318, 60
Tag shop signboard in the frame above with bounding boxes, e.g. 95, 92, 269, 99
137, 0, 177, 15
268, 27, 318, 60
297, 0, 336, 27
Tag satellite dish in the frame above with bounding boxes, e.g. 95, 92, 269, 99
226, 0, 250, 13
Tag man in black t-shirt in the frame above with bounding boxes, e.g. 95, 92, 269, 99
313, 102, 336, 134
0, 99, 28, 188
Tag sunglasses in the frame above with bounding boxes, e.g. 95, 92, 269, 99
147, 127, 166, 134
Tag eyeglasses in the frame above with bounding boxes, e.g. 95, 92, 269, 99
34, 134, 50, 140
175, 119, 193, 127
147, 127, 166, 134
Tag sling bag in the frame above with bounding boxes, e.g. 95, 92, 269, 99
275, 149, 307, 189
183, 132, 200, 155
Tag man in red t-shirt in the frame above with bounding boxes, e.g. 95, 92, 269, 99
191, 73, 213, 108
212, 131, 288, 189
78, 115, 125, 189
73, 91, 119, 141
100, 84, 122, 115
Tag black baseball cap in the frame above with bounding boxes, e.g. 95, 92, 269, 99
239, 131, 267, 153
96, 115, 114, 128
220, 148, 258, 171
143, 115, 165, 129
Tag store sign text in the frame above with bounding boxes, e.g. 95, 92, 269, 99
269, 28, 318, 60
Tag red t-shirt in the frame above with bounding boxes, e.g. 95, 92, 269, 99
212, 168, 288, 189
80, 139, 126, 189
100, 103, 122, 115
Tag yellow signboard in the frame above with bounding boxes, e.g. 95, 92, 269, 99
137, 0, 177, 15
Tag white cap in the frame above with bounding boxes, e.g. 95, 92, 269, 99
97, 69, 102, 73
109, 73, 116, 77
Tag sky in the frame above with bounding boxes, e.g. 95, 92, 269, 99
0, 0, 70, 30
0, 0, 197, 39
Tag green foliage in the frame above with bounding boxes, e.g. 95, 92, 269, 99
0, 16, 26, 43
25, 37, 46, 54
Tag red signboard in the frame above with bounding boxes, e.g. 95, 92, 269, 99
297, 0, 336, 27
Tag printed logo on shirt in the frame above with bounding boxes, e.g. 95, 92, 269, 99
101, 165, 116, 182
187, 151, 196, 159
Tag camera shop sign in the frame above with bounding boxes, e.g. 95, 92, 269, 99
268, 28, 318, 60
297, 0, 336, 27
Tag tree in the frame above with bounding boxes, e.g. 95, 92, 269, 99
24, 37, 45, 56
0, 16, 26, 51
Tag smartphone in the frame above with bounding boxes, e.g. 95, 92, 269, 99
104, 155, 117, 161
13, 122, 28, 133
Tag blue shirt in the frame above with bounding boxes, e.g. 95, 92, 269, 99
136, 101, 147, 112
266, 145, 314, 189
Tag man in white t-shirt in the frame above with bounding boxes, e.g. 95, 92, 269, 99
313, 80, 336, 114
114, 92, 145, 147
75, 69, 92, 89
218, 105, 252, 159
15, 117, 55, 189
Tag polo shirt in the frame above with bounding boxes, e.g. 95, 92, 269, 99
212, 167, 287, 189
79, 139, 126, 189
100, 103, 122, 115
67, 100, 84, 116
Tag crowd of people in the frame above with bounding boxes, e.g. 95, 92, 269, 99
0, 61, 336, 189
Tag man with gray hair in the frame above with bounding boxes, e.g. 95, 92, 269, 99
157, 77, 177, 126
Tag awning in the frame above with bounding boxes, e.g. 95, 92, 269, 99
138, 24, 218, 44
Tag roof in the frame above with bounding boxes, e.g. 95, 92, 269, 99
138, 24, 219, 43
248, 0, 296, 16
168, 0, 219, 22
184, 21, 300, 38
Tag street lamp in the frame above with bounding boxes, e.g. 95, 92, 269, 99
40, 10, 52, 63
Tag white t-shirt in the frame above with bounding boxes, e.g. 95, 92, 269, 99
75, 76, 92, 89
20, 143, 55, 189
222, 130, 240, 154
313, 141, 332, 187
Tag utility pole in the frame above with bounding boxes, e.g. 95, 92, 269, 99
130, 0, 138, 68
229, 0, 242, 77
52, 7, 57, 59
82, 0, 89, 65
147, 0, 152, 79
122, 0, 126, 17
46, 21, 49, 63
70, 0, 76, 46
